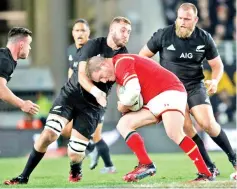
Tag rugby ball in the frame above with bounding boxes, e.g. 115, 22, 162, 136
118, 86, 143, 112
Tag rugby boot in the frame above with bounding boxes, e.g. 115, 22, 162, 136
4, 175, 28, 185
89, 148, 99, 170
208, 164, 220, 178
123, 163, 156, 182
100, 166, 117, 174
191, 173, 214, 182
68, 169, 82, 183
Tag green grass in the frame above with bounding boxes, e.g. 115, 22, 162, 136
0, 152, 236, 188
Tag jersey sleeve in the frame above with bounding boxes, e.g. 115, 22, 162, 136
205, 33, 219, 60
74, 39, 99, 61
146, 29, 163, 54
115, 56, 137, 86
0, 58, 12, 80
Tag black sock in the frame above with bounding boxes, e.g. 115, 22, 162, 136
70, 161, 82, 173
211, 129, 235, 159
192, 134, 214, 168
96, 139, 113, 167
21, 148, 45, 178
86, 142, 95, 153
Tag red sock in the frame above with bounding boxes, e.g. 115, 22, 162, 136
179, 136, 212, 176
126, 132, 152, 165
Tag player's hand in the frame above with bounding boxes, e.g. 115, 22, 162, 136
205, 79, 218, 95
21, 100, 40, 115
96, 91, 107, 107
117, 101, 130, 113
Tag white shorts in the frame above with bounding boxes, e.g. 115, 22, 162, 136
144, 90, 187, 121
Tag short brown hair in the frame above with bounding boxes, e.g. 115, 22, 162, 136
8, 27, 32, 39
85, 56, 105, 79
178, 3, 198, 16
110, 16, 131, 26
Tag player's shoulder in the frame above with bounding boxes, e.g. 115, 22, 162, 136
67, 43, 76, 51
0, 48, 12, 63
194, 27, 212, 40
88, 37, 106, 45
157, 24, 174, 35
67, 43, 76, 53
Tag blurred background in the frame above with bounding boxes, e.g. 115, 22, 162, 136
0, 0, 236, 157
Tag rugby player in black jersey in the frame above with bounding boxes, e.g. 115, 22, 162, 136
0, 27, 39, 115
4, 16, 131, 185
62, 18, 117, 173
139, 3, 236, 179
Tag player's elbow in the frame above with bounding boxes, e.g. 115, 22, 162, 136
0, 85, 7, 100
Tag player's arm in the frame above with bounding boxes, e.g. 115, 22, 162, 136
119, 78, 141, 106
78, 62, 106, 107
139, 45, 155, 58
116, 57, 141, 112
204, 33, 224, 94
0, 77, 24, 108
76, 39, 107, 107
139, 29, 163, 58
0, 77, 39, 114
207, 56, 224, 83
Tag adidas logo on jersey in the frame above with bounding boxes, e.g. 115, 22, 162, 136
167, 44, 176, 51
196, 45, 205, 52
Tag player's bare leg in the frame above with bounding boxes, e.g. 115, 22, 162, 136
117, 109, 157, 182
191, 104, 236, 171
4, 114, 68, 185
67, 129, 89, 182
162, 111, 213, 181
183, 106, 220, 177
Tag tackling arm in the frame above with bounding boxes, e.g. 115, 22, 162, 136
78, 61, 107, 107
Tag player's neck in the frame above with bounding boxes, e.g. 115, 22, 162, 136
6, 44, 18, 61
107, 36, 120, 50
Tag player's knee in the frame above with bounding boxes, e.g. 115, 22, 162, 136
36, 129, 58, 148
45, 115, 66, 136
198, 118, 216, 132
166, 128, 184, 144
68, 136, 89, 157
116, 116, 135, 132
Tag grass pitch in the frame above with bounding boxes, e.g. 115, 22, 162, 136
0, 152, 236, 188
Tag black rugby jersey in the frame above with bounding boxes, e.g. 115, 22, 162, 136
67, 43, 79, 70
63, 37, 128, 108
147, 24, 219, 89
0, 48, 17, 82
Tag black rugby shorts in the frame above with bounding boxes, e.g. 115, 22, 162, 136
186, 82, 211, 109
